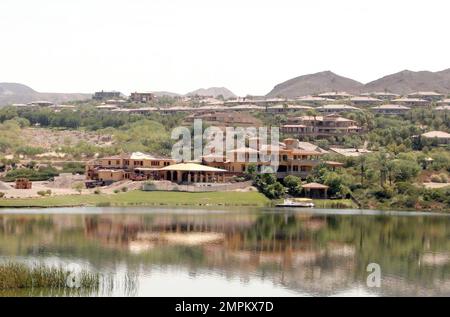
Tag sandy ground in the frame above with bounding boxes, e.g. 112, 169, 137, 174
2, 181, 81, 198
20, 128, 113, 150
422, 182, 450, 189
1, 177, 253, 199
0, 179, 144, 199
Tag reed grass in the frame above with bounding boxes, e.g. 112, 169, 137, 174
0, 262, 100, 291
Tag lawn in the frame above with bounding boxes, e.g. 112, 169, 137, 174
0, 190, 271, 208
312, 199, 357, 209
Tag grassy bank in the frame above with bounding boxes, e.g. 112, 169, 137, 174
0, 190, 271, 208
312, 199, 357, 209
0, 263, 99, 291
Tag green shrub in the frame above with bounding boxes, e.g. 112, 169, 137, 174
430, 175, 442, 183
439, 173, 448, 183
3, 166, 59, 182
62, 162, 86, 174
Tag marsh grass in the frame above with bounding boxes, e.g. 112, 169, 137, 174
0, 262, 100, 291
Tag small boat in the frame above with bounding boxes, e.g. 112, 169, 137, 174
276, 198, 314, 208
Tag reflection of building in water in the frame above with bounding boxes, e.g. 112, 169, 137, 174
2, 213, 450, 296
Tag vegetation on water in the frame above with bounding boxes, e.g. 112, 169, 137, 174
0, 190, 271, 208
0, 262, 99, 291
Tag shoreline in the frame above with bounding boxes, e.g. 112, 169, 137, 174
0, 189, 447, 212
0, 190, 271, 209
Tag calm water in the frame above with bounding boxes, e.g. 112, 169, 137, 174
1, 207, 450, 297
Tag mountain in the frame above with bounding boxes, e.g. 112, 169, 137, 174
267, 69, 450, 97
363, 69, 450, 94
151, 91, 181, 98
0, 83, 91, 106
266, 71, 364, 98
186, 87, 237, 99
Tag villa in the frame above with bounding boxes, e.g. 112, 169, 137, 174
315, 104, 361, 113
93, 91, 121, 100
199, 138, 341, 179
266, 104, 313, 113
348, 96, 382, 106
183, 111, 262, 128
294, 95, 334, 105
435, 105, 450, 111
371, 104, 411, 115
317, 92, 353, 99
420, 131, 450, 144
329, 147, 372, 157
27, 101, 54, 107
86, 152, 175, 183
129, 92, 154, 103
407, 91, 444, 101
392, 97, 429, 107
86, 136, 339, 185
360, 92, 400, 100
282, 114, 361, 137
437, 99, 450, 106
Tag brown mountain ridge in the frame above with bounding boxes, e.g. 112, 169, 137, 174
267, 69, 450, 98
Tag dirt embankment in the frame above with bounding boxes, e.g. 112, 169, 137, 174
20, 128, 114, 150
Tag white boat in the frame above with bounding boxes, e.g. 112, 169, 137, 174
276, 198, 314, 208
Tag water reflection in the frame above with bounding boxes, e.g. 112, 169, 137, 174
1, 209, 450, 296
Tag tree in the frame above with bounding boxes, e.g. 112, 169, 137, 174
283, 175, 302, 196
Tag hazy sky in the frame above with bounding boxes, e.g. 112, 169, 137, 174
1, 0, 449, 96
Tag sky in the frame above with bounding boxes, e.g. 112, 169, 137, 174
1, 0, 450, 96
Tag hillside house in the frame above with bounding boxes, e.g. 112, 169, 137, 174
420, 131, 450, 144
371, 104, 411, 115
392, 98, 429, 107
360, 92, 400, 100
266, 104, 313, 113
184, 111, 262, 128
348, 96, 382, 106
27, 101, 54, 107
315, 104, 361, 113
294, 95, 334, 105
86, 152, 175, 182
93, 91, 121, 100
200, 138, 340, 179
407, 91, 444, 101
129, 92, 154, 103
437, 99, 450, 106
282, 114, 361, 137
317, 92, 353, 99
329, 148, 372, 157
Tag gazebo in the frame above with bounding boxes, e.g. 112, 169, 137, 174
159, 163, 228, 184
302, 182, 329, 199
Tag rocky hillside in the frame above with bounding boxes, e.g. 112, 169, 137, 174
0, 83, 91, 106
363, 69, 450, 95
267, 69, 450, 97
266, 71, 364, 98
186, 87, 237, 99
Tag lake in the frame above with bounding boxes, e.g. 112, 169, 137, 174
1, 207, 450, 297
